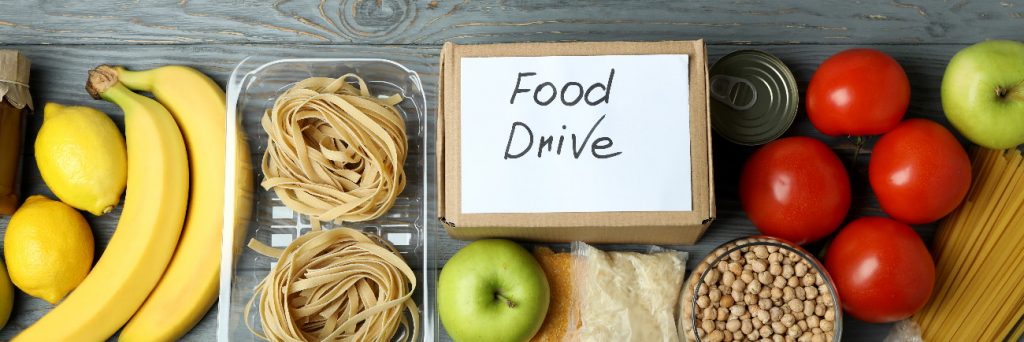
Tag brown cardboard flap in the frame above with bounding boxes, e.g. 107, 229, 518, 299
437, 40, 715, 244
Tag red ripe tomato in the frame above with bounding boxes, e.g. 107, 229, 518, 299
739, 137, 851, 244
825, 217, 935, 323
869, 119, 971, 224
807, 48, 910, 136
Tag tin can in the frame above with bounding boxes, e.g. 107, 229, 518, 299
709, 50, 798, 146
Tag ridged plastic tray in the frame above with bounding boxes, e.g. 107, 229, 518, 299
219, 57, 432, 341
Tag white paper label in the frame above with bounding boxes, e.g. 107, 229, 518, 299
459, 54, 692, 214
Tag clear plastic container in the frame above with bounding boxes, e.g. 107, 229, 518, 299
218, 57, 433, 341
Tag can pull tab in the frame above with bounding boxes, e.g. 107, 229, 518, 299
710, 75, 757, 111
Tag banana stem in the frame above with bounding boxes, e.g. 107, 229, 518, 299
115, 67, 156, 92
86, 66, 121, 100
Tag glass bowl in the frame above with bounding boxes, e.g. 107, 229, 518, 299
680, 236, 842, 342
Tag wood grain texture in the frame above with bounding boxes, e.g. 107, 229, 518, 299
0, 42, 966, 340
0, 1, 1019, 340
0, 0, 1023, 45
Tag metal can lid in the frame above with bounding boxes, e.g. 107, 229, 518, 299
709, 50, 797, 146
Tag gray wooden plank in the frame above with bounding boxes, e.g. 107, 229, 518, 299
0, 0, 1023, 45
0, 42, 974, 341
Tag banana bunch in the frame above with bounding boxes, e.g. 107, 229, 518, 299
14, 65, 252, 341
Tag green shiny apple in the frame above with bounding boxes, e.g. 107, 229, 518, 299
942, 40, 1024, 149
437, 239, 549, 342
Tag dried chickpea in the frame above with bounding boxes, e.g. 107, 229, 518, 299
805, 286, 818, 300
802, 274, 816, 287
730, 305, 746, 317
706, 269, 721, 285
729, 262, 743, 275
803, 300, 815, 316
752, 260, 767, 273
723, 271, 736, 287
721, 295, 735, 308
782, 264, 794, 278
745, 293, 758, 305
773, 275, 787, 289
753, 246, 769, 258
759, 271, 774, 285
697, 296, 711, 309
771, 321, 786, 334
770, 307, 783, 322
807, 315, 820, 329
726, 319, 741, 332
741, 270, 755, 284
795, 263, 808, 277
771, 287, 783, 300
811, 303, 827, 317
703, 319, 716, 333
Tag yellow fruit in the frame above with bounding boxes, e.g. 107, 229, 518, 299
13, 66, 189, 342
0, 257, 14, 329
35, 103, 126, 216
3, 195, 94, 304
115, 65, 253, 342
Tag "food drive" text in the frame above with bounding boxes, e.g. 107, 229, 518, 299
504, 69, 622, 160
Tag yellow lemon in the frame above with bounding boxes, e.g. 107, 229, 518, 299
35, 103, 126, 216
4, 195, 94, 304
0, 259, 12, 328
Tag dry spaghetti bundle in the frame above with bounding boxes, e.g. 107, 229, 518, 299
261, 74, 407, 223
245, 228, 419, 342
913, 148, 1024, 341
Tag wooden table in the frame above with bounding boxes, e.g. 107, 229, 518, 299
1, 1, 1021, 340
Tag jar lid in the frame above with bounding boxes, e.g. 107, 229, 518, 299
709, 50, 796, 146
0, 50, 33, 110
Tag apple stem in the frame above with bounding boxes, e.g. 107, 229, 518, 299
495, 293, 517, 308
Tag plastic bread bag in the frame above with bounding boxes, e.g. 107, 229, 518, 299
884, 319, 924, 342
568, 241, 689, 342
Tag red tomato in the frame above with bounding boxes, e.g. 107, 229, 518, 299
739, 137, 851, 244
807, 48, 910, 136
869, 119, 971, 224
825, 217, 935, 323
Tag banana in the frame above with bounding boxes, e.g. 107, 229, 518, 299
14, 67, 189, 341
115, 65, 253, 341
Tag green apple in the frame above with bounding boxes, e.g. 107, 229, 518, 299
438, 239, 549, 342
942, 40, 1024, 149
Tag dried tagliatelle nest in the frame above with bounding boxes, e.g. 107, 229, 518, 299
261, 74, 407, 223
682, 237, 841, 342
246, 227, 419, 342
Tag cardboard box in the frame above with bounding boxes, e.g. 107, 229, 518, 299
437, 40, 715, 244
